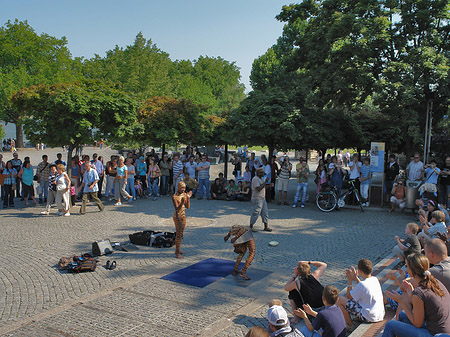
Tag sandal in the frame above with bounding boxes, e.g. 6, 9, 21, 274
109, 261, 117, 270
105, 260, 111, 269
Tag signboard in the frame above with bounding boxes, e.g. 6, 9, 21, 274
370, 142, 385, 173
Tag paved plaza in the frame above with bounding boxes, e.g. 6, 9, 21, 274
0, 147, 413, 336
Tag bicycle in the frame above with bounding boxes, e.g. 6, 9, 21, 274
316, 179, 364, 212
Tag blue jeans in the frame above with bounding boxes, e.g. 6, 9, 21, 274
148, 177, 159, 198
160, 175, 169, 195
293, 182, 308, 206
382, 311, 432, 337
198, 178, 210, 198
300, 326, 322, 337
126, 177, 136, 198
39, 180, 49, 199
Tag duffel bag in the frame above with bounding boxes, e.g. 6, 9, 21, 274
152, 232, 175, 248
129, 230, 155, 246
67, 254, 96, 273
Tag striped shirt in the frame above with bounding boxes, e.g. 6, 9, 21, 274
197, 161, 210, 179
173, 160, 184, 178
3, 168, 17, 185
278, 162, 292, 180
407, 161, 424, 181
360, 165, 371, 185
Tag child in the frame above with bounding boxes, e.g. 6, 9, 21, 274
269, 299, 283, 307
70, 185, 76, 206
316, 164, 327, 193
338, 259, 385, 330
359, 158, 372, 206
135, 178, 145, 199
295, 285, 346, 337
393, 222, 421, 263
418, 210, 447, 246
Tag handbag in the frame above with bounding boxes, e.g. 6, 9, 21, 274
36, 184, 43, 195
34, 162, 48, 181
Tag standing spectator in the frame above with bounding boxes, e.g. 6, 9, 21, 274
250, 167, 272, 232
0, 153, 5, 200
55, 164, 71, 216
423, 159, 440, 190
125, 158, 136, 200
270, 155, 279, 201
147, 156, 161, 200
196, 154, 211, 200
261, 155, 272, 202
40, 164, 58, 215
70, 158, 81, 198
383, 253, 450, 337
316, 160, 327, 193
384, 153, 400, 203
390, 180, 407, 212
440, 155, 450, 210
159, 153, 171, 196
292, 159, 310, 208
2, 161, 17, 208
277, 156, 292, 205
232, 153, 242, 179
348, 154, 362, 205
246, 152, 256, 179
338, 259, 385, 329
185, 155, 198, 180
360, 158, 372, 206
91, 153, 104, 199
172, 154, 184, 192
11, 152, 22, 199
425, 239, 450, 292
79, 162, 104, 214
18, 161, 37, 206
344, 151, 350, 167
113, 156, 132, 206
329, 159, 346, 196
37, 155, 50, 203
54, 153, 66, 167
105, 157, 117, 201
136, 156, 147, 193
406, 153, 424, 181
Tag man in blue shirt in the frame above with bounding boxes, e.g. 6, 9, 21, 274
79, 162, 104, 215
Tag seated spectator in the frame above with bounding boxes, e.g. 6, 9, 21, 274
265, 305, 303, 336
418, 210, 447, 246
218, 172, 227, 189
134, 178, 145, 199
226, 179, 239, 201
383, 253, 450, 337
393, 223, 421, 264
389, 180, 406, 213
284, 260, 327, 324
183, 172, 198, 197
295, 285, 346, 337
211, 178, 226, 200
338, 259, 384, 330
416, 198, 439, 223
237, 180, 251, 201
243, 165, 252, 184
425, 238, 450, 292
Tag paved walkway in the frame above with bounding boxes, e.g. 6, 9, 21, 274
0, 147, 414, 336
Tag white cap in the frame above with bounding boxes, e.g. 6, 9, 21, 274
266, 305, 289, 326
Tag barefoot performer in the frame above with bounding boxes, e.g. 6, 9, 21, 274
224, 225, 255, 280
172, 181, 192, 258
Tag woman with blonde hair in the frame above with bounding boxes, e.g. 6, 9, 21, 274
55, 164, 71, 216
384, 253, 450, 336
113, 156, 132, 206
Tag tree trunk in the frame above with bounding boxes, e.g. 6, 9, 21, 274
321, 149, 327, 161
67, 145, 74, 179
16, 123, 24, 148
224, 143, 228, 179
162, 144, 166, 156
305, 148, 309, 164
268, 145, 274, 161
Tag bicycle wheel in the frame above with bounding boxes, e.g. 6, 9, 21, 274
354, 190, 364, 212
316, 191, 337, 212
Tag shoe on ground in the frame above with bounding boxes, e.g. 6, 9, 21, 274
263, 227, 273, 232
292, 204, 297, 208
114, 202, 122, 206
300, 204, 305, 208
64, 212, 70, 217
40, 210, 49, 215
153, 197, 157, 201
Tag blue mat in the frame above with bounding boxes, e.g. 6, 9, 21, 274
161, 258, 243, 288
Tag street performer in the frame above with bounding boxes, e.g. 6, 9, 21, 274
224, 225, 255, 280
172, 181, 192, 258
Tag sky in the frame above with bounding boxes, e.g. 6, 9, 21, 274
1, 0, 290, 92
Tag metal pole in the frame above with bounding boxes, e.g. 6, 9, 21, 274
426, 101, 433, 164
423, 102, 430, 162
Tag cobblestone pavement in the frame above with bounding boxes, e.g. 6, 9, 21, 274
0, 147, 414, 336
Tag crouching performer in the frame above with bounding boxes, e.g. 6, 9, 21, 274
224, 225, 255, 280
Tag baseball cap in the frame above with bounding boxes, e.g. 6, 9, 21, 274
266, 305, 288, 326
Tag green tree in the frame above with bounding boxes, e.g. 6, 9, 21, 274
11, 80, 137, 175
0, 19, 81, 147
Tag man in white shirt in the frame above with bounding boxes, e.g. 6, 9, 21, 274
348, 154, 362, 205
338, 258, 384, 329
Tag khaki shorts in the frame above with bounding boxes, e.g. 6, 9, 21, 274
277, 178, 289, 192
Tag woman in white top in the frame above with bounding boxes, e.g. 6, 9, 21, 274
113, 156, 132, 206
55, 164, 71, 216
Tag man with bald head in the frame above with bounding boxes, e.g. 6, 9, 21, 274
425, 238, 450, 292
250, 167, 272, 232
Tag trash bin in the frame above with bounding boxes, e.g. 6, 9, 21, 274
406, 180, 421, 209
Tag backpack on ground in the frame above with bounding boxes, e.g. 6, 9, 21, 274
67, 254, 97, 273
